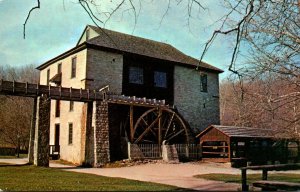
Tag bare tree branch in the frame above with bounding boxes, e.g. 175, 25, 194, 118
23, 0, 40, 39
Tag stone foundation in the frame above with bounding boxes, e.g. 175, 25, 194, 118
128, 143, 145, 160
162, 144, 179, 163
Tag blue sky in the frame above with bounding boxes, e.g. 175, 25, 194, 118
0, 0, 234, 78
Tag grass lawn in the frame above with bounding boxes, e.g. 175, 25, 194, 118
195, 173, 300, 184
0, 165, 184, 191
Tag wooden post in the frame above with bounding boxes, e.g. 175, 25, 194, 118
241, 169, 249, 191
228, 138, 232, 162
297, 141, 300, 163
130, 105, 134, 143
262, 169, 268, 180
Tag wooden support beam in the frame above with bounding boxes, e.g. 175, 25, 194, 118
158, 108, 162, 145
135, 116, 160, 143
130, 105, 134, 143
164, 112, 175, 139
166, 129, 184, 142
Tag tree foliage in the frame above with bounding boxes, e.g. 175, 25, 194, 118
0, 65, 39, 150
21, 1, 300, 136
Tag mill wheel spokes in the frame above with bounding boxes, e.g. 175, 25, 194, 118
132, 107, 189, 144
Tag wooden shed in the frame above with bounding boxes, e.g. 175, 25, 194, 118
196, 125, 300, 166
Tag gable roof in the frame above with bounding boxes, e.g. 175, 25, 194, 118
86, 25, 223, 72
37, 25, 223, 73
197, 125, 289, 139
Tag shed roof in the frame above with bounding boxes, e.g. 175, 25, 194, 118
197, 125, 288, 139
86, 25, 223, 73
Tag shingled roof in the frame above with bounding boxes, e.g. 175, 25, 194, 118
37, 25, 223, 72
197, 125, 288, 139
86, 25, 223, 72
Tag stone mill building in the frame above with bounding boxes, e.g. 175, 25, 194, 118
36, 25, 223, 165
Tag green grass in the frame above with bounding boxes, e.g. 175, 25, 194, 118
0, 165, 185, 191
195, 173, 300, 184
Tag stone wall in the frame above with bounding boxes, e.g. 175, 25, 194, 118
86, 48, 123, 93
174, 66, 220, 133
34, 95, 51, 167
94, 101, 110, 167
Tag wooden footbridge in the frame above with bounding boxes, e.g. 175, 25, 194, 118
0, 80, 191, 167
0, 79, 167, 106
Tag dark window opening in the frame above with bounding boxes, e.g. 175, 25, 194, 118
58, 63, 62, 74
55, 100, 60, 117
69, 101, 74, 112
68, 123, 73, 145
46, 69, 50, 86
200, 73, 208, 92
55, 124, 60, 146
129, 66, 143, 84
71, 57, 76, 78
154, 71, 167, 88
86, 28, 90, 40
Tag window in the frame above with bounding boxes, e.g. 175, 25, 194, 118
55, 100, 60, 117
57, 63, 62, 74
69, 101, 74, 112
129, 67, 143, 84
86, 28, 90, 40
154, 71, 167, 88
200, 73, 208, 92
68, 123, 73, 145
46, 69, 50, 86
71, 57, 76, 78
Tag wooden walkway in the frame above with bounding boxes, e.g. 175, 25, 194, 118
0, 79, 168, 107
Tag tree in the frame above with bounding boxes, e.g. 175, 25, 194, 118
22, 1, 300, 136
0, 65, 39, 155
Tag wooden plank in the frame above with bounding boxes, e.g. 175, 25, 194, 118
253, 180, 300, 191
202, 151, 229, 155
241, 163, 300, 171
202, 146, 229, 148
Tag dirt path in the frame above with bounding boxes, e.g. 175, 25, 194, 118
55, 162, 242, 191
3, 158, 299, 191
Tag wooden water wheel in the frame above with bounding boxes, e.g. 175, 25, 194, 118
130, 107, 189, 144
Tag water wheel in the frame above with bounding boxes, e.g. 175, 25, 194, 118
131, 107, 189, 144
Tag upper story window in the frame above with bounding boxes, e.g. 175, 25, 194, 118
154, 71, 167, 88
46, 69, 50, 86
58, 63, 62, 74
129, 66, 143, 84
69, 101, 74, 112
71, 57, 76, 78
86, 28, 90, 40
200, 73, 208, 92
